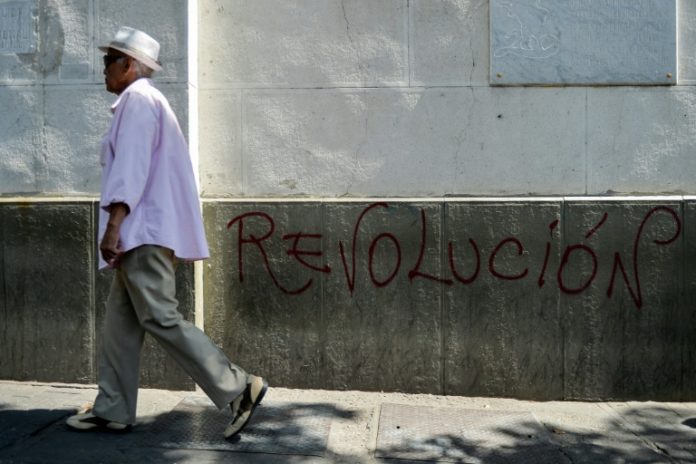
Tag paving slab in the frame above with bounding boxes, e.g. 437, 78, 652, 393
375, 403, 567, 463
602, 402, 696, 463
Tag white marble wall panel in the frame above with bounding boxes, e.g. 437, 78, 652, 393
42, 86, 110, 193
0, 0, 93, 84
0, 83, 189, 195
238, 87, 586, 197
587, 87, 696, 194
96, 0, 187, 82
679, 0, 696, 84
198, 0, 408, 88
490, 0, 677, 86
451, 87, 586, 195
198, 90, 242, 196
410, 0, 488, 87
0, 86, 43, 193
0, 0, 39, 83
157, 84, 190, 140
44, 0, 93, 83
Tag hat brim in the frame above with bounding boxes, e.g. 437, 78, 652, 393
99, 44, 163, 72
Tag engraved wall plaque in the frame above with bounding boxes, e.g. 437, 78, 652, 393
0, 1, 35, 54
490, 0, 677, 85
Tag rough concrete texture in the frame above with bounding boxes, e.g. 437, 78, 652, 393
562, 201, 684, 401
230, 87, 586, 197
443, 201, 563, 399
199, 0, 408, 88
0, 81, 189, 195
1, 0, 696, 197
320, 202, 443, 393
203, 202, 325, 389
587, 87, 696, 195
197, 0, 696, 198
204, 200, 691, 400
0, 202, 94, 383
409, 0, 488, 87
0, 202, 196, 390
0, 0, 189, 195
682, 200, 696, 396
0, 198, 693, 399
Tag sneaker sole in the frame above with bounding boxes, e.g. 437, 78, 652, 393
66, 414, 132, 434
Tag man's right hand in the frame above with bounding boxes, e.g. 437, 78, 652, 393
101, 202, 129, 268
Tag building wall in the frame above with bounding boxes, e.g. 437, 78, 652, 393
197, 0, 696, 197
1, 0, 696, 399
0, 0, 194, 389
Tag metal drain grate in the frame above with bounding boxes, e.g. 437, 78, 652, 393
138, 396, 331, 457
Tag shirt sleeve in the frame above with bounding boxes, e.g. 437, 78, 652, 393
100, 92, 160, 212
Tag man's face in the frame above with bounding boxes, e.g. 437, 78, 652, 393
103, 49, 131, 95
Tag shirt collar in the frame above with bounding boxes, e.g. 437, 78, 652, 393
110, 78, 153, 114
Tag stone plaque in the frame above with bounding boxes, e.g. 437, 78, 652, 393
0, 1, 35, 54
490, 0, 677, 85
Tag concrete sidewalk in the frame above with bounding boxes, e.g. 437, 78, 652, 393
1, 381, 696, 463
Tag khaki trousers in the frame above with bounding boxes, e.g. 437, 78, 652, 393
93, 245, 248, 424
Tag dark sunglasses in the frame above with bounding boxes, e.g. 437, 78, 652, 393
103, 55, 125, 68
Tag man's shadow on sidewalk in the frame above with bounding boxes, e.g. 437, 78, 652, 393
0, 404, 74, 450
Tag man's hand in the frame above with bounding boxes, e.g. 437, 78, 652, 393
100, 203, 129, 268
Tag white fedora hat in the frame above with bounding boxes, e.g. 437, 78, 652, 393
99, 26, 162, 72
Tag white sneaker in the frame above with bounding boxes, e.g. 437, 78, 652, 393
66, 408, 131, 433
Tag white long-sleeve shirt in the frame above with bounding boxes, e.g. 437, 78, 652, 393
98, 78, 209, 269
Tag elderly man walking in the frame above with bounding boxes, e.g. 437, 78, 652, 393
65, 27, 266, 438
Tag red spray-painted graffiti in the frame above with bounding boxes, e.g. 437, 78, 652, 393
226, 203, 681, 309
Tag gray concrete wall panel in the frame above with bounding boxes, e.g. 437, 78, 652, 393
682, 200, 696, 398
0, 85, 43, 192
0, 203, 94, 383
1, 199, 692, 399
0, 202, 196, 389
563, 202, 683, 400
201, 199, 690, 399
0, 83, 189, 196
321, 202, 442, 393
43, 0, 94, 84
0, 0, 189, 195
203, 202, 325, 389
444, 202, 563, 399
199, 0, 408, 89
